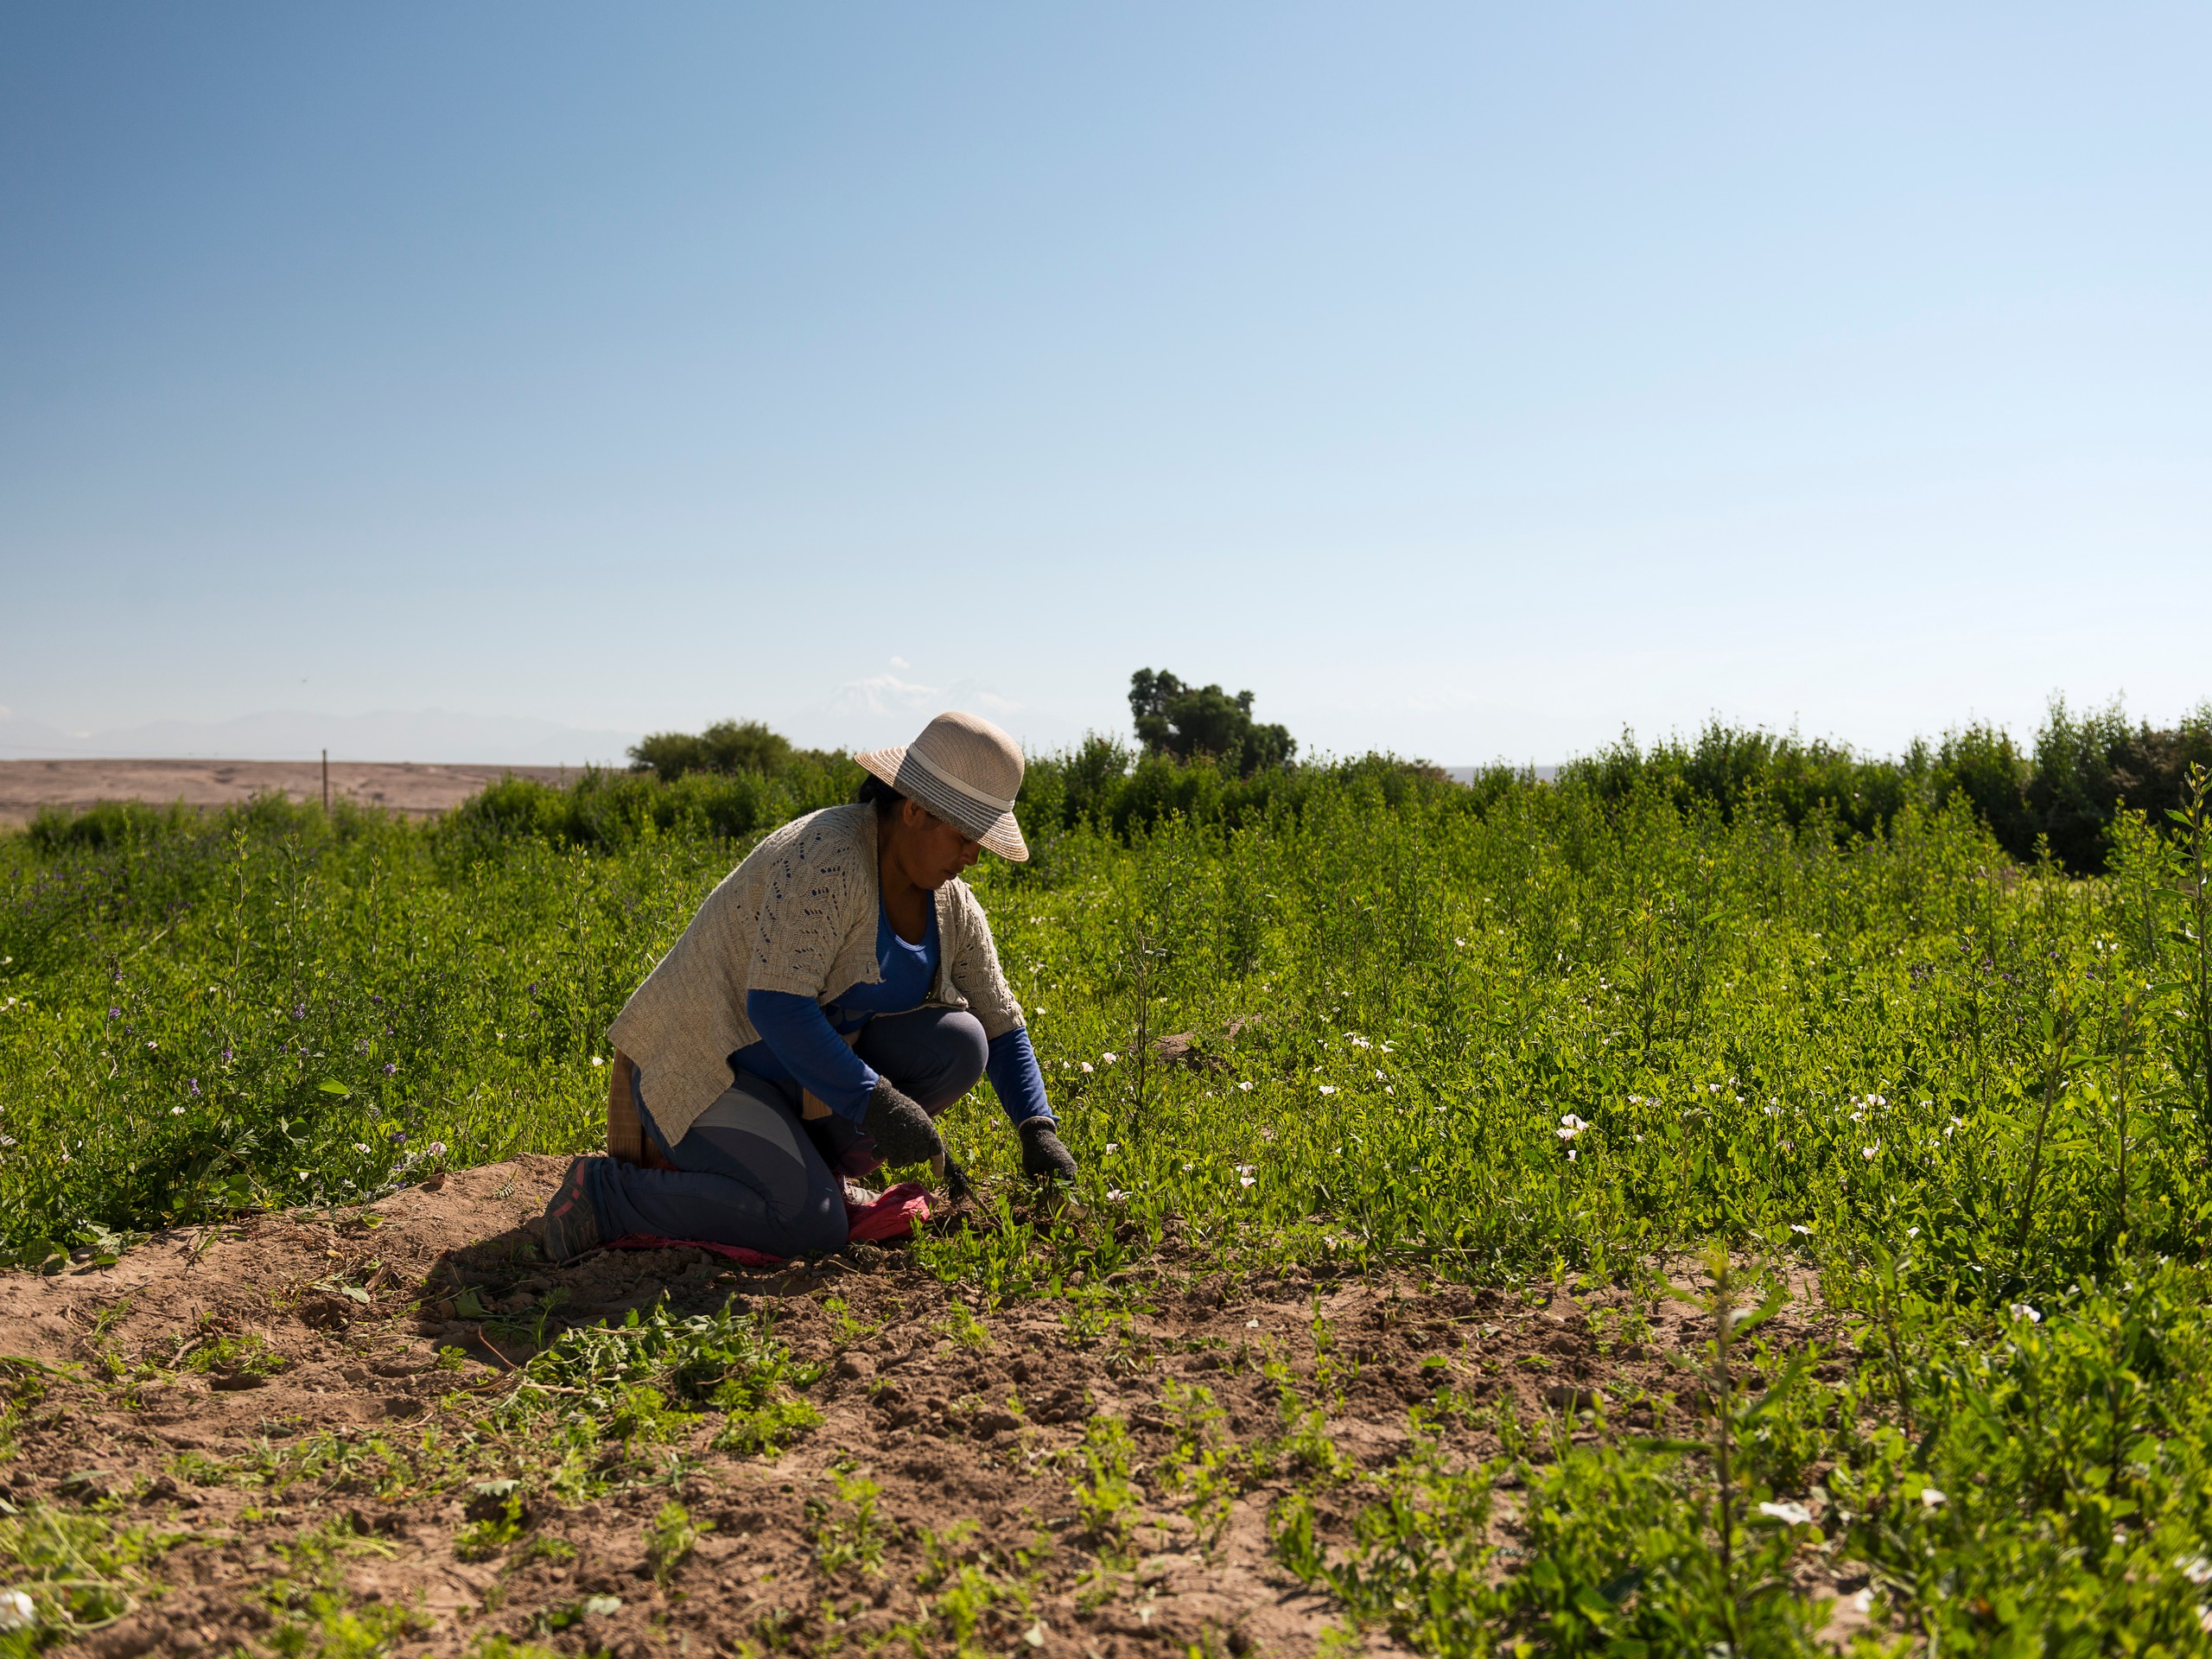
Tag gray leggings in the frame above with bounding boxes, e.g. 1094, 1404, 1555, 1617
585, 1007, 987, 1257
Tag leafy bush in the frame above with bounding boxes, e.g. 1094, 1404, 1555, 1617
627, 718, 824, 784
1562, 698, 2212, 872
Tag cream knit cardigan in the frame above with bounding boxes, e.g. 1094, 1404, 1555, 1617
606, 802, 1027, 1145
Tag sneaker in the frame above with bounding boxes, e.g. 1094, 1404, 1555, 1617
541, 1158, 605, 1263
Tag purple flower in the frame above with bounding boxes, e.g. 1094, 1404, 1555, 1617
108, 1007, 121, 1020
221, 1046, 234, 1064
189, 1078, 200, 1096
291, 1003, 306, 1020
382, 1062, 397, 1075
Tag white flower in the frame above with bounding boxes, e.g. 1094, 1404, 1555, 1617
2009, 1303, 2042, 1324
1103, 1142, 1118, 1154
1101, 1052, 1117, 1065
1567, 1147, 1577, 1161
1244, 1318, 1260, 1329
147, 1039, 157, 1050
2179, 1554, 2212, 1586
1105, 1189, 1129, 1204
1789, 1223, 1813, 1235
1348, 1034, 1371, 1049
1758, 1500, 1813, 1527
353, 1143, 371, 1154
591, 1055, 605, 1067
1556, 1115, 1588, 1141
1453, 938, 1465, 947
1236, 1164, 1255, 1176
2199, 1605, 2212, 1636
0, 1591, 34, 1632
1318, 1085, 1337, 1096
170, 1105, 186, 1116
1080, 1062, 1095, 1074
1920, 1487, 1946, 1509
1237, 1080, 1254, 1092
1862, 1144, 1880, 1160
1240, 1176, 1255, 1188
1852, 1589, 1873, 1614
1907, 1226, 1920, 1238
426, 1141, 447, 1156
1181, 1162, 1195, 1173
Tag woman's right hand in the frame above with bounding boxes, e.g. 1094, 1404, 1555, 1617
862, 1077, 944, 1170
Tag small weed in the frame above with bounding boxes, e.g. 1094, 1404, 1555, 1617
934, 1303, 993, 1352
186, 1332, 287, 1380
645, 1499, 711, 1586
1159, 1381, 1240, 1554
0, 1504, 190, 1639
454, 1481, 530, 1560
809, 1471, 886, 1575
1070, 1415, 1141, 1562
897, 1519, 1038, 1657
822, 1295, 881, 1347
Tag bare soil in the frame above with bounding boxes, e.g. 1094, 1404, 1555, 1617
0, 761, 575, 830
0, 1159, 1860, 1656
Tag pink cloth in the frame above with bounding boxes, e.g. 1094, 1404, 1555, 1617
602, 1181, 931, 1268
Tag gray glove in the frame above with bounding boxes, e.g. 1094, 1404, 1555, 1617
864, 1077, 944, 1170
1019, 1118, 1078, 1185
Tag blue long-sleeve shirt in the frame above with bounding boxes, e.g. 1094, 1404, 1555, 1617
734, 901, 1052, 1128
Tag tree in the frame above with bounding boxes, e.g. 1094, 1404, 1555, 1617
628, 719, 796, 784
1128, 669, 1296, 777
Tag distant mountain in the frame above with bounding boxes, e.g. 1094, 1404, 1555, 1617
0, 709, 642, 766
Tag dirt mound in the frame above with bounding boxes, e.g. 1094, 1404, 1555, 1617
0, 1159, 1826, 1656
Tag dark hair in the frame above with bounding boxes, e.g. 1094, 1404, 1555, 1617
855, 773, 906, 820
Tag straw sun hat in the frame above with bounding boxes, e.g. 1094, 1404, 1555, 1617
855, 710, 1028, 862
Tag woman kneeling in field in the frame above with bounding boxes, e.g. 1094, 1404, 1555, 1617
537, 710, 1077, 1263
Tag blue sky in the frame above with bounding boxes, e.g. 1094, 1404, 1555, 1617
3, 4, 2207, 765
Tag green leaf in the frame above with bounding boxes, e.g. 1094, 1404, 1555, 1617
317, 1079, 352, 1097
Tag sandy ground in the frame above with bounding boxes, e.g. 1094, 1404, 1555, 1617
0, 1158, 1874, 1656
0, 760, 577, 829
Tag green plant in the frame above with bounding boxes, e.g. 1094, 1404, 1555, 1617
933, 1303, 993, 1352
0, 1505, 190, 1642
1070, 1415, 1141, 1563
809, 1471, 886, 1575
454, 1481, 530, 1559
645, 1500, 711, 1586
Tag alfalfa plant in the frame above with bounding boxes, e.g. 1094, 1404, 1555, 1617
2169, 764, 2212, 1138
1641, 1245, 1827, 1656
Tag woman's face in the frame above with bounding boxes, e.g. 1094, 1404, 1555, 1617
890, 798, 982, 889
